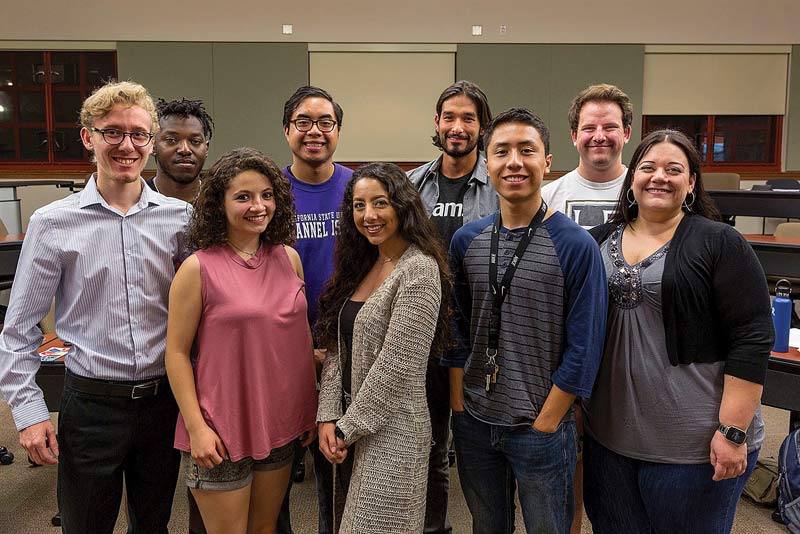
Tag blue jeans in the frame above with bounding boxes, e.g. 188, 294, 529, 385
452, 410, 577, 534
583, 435, 758, 534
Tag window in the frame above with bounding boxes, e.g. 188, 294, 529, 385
0, 50, 116, 168
642, 115, 782, 172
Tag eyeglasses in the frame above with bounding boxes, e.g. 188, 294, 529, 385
289, 118, 338, 133
91, 128, 154, 147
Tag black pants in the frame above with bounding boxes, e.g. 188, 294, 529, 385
424, 357, 452, 534
57, 379, 181, 534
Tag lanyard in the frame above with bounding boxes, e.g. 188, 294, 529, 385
487, 200, 548, 359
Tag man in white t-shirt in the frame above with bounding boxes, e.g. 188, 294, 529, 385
542, 84, 632, 229
542, 83, 633, 534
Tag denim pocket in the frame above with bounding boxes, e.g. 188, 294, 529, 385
530, 423, 559, 437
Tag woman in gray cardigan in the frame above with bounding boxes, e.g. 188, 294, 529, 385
315, 162, 452, 534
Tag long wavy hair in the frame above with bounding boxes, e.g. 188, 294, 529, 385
315, 162, 453, 356
609, 129, 721, 224
186, 147, 296, 250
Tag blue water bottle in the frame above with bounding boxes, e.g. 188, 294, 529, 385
773, 279, 792, 353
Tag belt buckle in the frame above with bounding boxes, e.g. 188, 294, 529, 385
131, 380, 159, 399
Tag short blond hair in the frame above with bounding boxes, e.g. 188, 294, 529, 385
80, 80, 159, 132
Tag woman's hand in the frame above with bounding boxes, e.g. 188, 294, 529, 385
318, 422, 348, 464
710, 431, 747, 481
314, 348, 328, 365
300, 426, 318, 447
189, 423, 228, 469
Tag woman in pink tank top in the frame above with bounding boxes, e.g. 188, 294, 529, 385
165, 148, 317, 534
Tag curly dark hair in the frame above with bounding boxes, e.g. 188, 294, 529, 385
315, 162, 453, 356
186, 147, 296, 251
608, 129, 721, 224
156, 97, 215, 140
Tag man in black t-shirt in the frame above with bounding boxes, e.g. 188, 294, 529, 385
406, 80, 497, 534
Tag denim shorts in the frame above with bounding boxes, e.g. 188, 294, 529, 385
183, 440, 295, 491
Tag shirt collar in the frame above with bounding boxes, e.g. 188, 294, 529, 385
426, 153, 488, 185
79, 174, 161, 211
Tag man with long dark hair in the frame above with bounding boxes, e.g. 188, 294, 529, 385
406, 80, 498, 534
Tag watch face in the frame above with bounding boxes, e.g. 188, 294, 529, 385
727, 427, 747, 444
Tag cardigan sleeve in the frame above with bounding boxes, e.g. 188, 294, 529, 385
336, 263, 441, 444
316, 348, 344, 423
712, 226, 774, 384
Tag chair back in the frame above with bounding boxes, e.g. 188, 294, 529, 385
704, 173, 741, 190
775, 223, 800, 238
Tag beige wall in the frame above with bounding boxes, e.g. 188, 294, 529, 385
643, 48, 789, 115
1, 1, 798, 44
310, 49, 454, 162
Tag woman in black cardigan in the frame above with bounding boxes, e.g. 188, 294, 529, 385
583, 129, 774, 534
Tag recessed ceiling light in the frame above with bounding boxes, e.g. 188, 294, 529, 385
472, 25, 482, 36
282, 24, 293, 35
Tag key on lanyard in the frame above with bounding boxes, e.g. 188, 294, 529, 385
484, 350, 499, 392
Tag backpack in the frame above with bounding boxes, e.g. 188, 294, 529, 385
778, 429, 800, 533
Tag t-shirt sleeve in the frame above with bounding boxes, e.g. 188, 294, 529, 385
548, 216, 608, 398
440, 218, 486, 368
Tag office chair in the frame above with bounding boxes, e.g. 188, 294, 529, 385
775, 223, 800, 239
704, 172, 741, 191
704, 173, 740, 226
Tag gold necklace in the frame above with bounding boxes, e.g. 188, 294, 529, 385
228, 240, 259, 256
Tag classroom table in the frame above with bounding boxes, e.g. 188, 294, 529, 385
744, 234, 800, 280
763, 346, 800, 431
709, 189, 800, 219
37, 333, 68, 411
0, 180, 77, 234
0, 233, 24, 290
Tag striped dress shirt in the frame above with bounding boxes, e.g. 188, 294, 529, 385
0, 176, 190, 431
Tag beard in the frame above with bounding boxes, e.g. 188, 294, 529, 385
441, 132, 478, 159
154, 156, 201, 185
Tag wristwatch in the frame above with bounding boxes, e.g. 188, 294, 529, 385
334, 424, 346, 441
718, 423, 747, 445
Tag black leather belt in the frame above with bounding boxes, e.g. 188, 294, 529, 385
65, 371, 168, 399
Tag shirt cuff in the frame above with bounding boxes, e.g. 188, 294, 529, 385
12, 399, 52, 432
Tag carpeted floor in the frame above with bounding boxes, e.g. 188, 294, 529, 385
0, 400, 791, 533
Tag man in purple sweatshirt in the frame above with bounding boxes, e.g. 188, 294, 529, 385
280, 85, 353, 534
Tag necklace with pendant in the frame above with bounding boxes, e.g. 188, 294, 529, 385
228, 240, 259, 257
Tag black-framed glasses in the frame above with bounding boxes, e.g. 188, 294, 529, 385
91, 128, 154, 147
289, 118, 338, 133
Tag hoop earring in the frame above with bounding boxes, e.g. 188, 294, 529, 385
683, 191, 696, 212
626, 188, 637, 208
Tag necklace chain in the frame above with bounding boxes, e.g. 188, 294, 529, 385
228, 240, 259, 257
